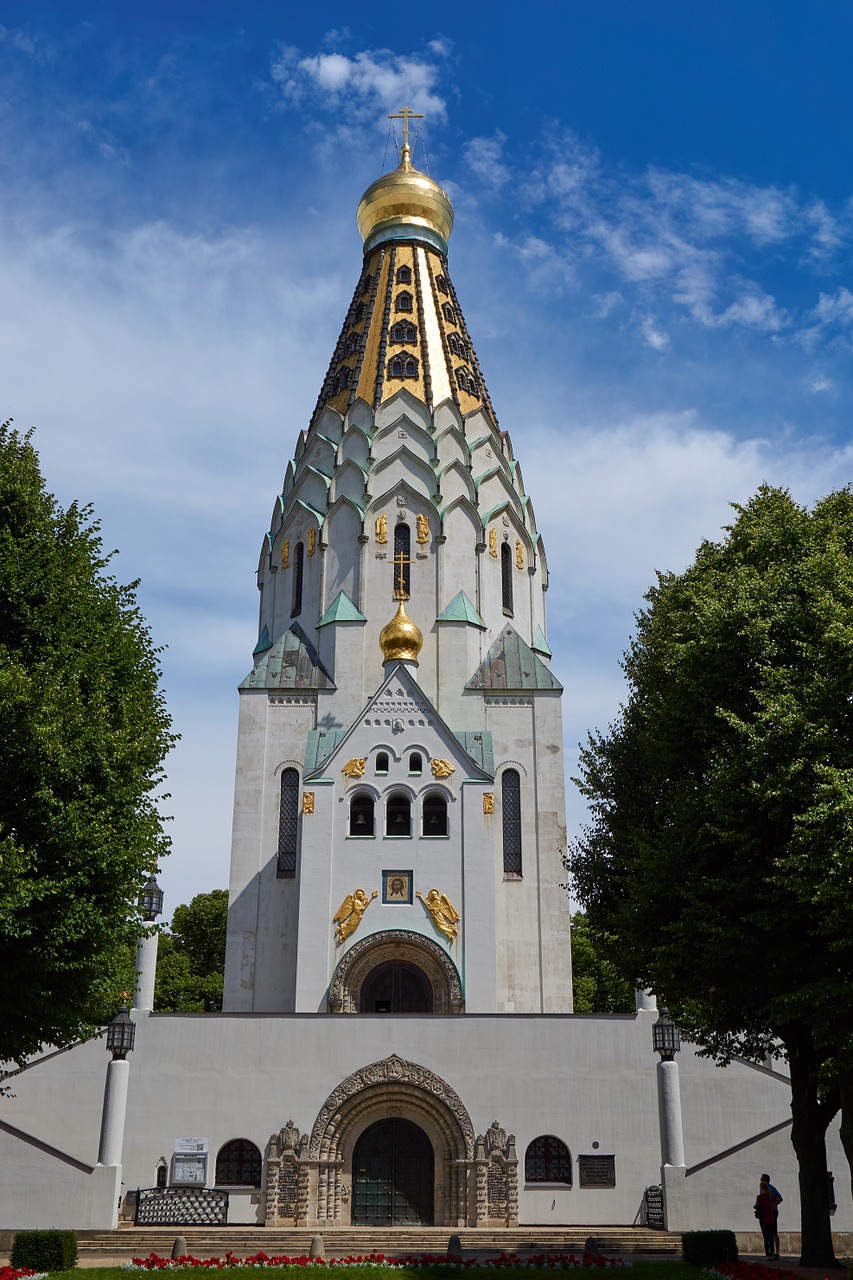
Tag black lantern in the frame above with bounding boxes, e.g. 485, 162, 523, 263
138, 874, 164, 921
652, 1007, 681, 1060
106, 1004, 136, 1059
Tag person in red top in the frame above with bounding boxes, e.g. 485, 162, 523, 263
755, 1177, 778, 1258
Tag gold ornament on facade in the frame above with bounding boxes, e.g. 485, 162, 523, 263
341, 758, 367, 779
483, 792, 495, 815
417, 888, 461, 944
308, 527, 316, 557
333, 888, 377, 945
416, 513, 430, 544
489, 528, 498, 557
281, 539, 290, 570
302, 792, 315, 815
516, 540, 524, 570
431, 758, 455, 778
379, 601, 423, 665
375, 514, 388, 544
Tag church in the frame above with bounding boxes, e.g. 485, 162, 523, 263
0, 115, 849, 1247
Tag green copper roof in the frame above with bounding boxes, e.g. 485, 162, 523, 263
436, 590, 486, 629
531, 625, 552, 658
240, 623, 335, 690
453, 729, 494, 773
253, 623, 272, 656
304, 726, 348, 772
465, 624, 563, 692
318, 590, 367, 627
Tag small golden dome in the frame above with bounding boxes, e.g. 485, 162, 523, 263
379, 600, 424, 665
357, 147, 454, 256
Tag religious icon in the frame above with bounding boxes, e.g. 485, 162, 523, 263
382, 870, 413, 904
417, 888, 461, 944
516, 539, 524, 570
341, 757, 367, 778
431, 758, 455, 778
375, 514, 388, 544
281, 539, 290, 570
302, 792, 314, 814
483, 792, 495, 815
489, 528, 498, 557
416, 513, 430, 544
307, 527, 316, 557
333, 888, 378, 945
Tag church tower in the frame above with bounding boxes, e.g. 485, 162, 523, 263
223, 116, 572, 1016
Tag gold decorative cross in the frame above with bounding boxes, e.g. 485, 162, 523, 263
388, 105, 424, 154
392, 548, 410, 600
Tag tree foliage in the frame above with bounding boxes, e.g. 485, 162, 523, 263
569, 912, 635, 1014
154, 890, 228, 1013
0, 423, 175, 1065
570, 486, 853, 1267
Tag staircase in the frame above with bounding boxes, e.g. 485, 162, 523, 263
74, 1226, 682, 1265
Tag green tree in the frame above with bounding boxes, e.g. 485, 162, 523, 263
154, 889, 228, 1012
569, 912, 635, 1014
570, 485, 853, 1268
0, 423, 175, 1065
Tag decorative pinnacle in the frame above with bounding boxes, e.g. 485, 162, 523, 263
388, 104, 424, 171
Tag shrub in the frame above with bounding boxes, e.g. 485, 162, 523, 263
681, 1230, 738, 1266
10, 1229, 78, 1271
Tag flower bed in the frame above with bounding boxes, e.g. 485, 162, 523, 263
709, 1263, 798, 1280
0, 1268, 47, 1280
123, 1252, 628, 1272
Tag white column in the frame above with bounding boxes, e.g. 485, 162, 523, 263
656, 1058, 686, 1168
98, 1057, 130, 1166
133, 926, 159, 1012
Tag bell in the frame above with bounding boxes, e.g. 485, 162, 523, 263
354, 812, 367, 829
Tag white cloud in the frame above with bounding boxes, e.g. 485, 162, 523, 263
270, 43, 449, 126
466, 133, 509, 189
808, 374, 833, 393
640, 317, 670, 350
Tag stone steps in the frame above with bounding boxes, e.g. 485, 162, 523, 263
74, 1226, 681, 1263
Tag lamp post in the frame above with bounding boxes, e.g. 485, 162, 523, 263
97, 1003, 136, 1166
133, 874, 163, 1013
653, 1007, 685, 1168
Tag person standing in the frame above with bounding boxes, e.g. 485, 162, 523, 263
755, 1177, 777, 1258
761, 1172, 783, 1258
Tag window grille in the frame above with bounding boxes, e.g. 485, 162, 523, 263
500, 542, 513, 614
525, 1136, 571, 1185
502, 769, 522, 874
215, 1139, 262, 1187
277, 768, 300, 878
291, 542, 304, 616
394, 523, 411, 598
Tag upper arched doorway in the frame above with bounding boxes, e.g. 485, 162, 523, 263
352, 1117, 434, 1225
327, 929, 464, 1013
360, 960, 433, 1013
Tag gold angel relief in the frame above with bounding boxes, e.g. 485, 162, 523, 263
333, 888, 377, 945
488, 527, 498, 557
515, 539, 524, 570
417, 888, 461, 944
341, 757, 367, 778
431, 758, 455, 778
375, 514, 388, 544
281, 539, 290, 570
416, 512, 429, 544
307, 527, 316, 557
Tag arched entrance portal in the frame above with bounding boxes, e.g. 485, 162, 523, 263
328, 930, 464, 1013
360, 961, 433, 1012
352, 1118, 434, 1225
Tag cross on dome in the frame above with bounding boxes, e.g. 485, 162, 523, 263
388, 104, 424, 170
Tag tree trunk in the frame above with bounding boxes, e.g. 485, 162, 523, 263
839, 1068, 853, 1201
786, 1031, 840, 1268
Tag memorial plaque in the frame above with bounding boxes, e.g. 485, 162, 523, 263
578, 1155, 616, 1188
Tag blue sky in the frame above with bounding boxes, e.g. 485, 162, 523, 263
3, 3, 853, 915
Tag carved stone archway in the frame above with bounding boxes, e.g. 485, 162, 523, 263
264, 1056, 518, 1229
328, 930, 464, 1013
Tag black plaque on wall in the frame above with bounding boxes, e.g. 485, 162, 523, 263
578, 1154, 616, 1188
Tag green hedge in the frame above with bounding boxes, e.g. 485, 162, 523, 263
681, 1230, 738, 1266
10, 1229, 78, 1270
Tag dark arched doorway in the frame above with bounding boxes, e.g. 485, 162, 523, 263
359, 961, 433, 1013
352, 1118, 434, 1225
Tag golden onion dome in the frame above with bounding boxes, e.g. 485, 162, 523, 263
357, 144, 454, 256
379, 600, 424, 665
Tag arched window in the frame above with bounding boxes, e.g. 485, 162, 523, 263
349, 792, 375, 837
525, 1136, 572, 1185
396, 264, 412, 284
422, 793, 448, 837
277, 768, 299, 878
502, 769, 522, 875
390, 321, 418, 344
442, 302, 455, 323
396, 291, 413, 312
456, 366, 478, 397
354, 301, 366, 321
388, 354, 419, 379
393, 522, 411, 599
448, 331, 466, 358
216, 1139, 262, 1187
386, 792, 411, 836
376, 752, 389, 774
436, 274, 449, 295
409, 752, 422, 775
291, 541, 304, 616
345, 330, 360, 354
500, 542, 513, 614
360, 273, 373, 294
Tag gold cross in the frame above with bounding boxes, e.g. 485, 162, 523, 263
391, 548, 410, 600
388, 105, 424, 161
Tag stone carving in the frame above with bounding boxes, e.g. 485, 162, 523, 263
302, 792, 314, 814
265, 1120, 309, 1226
341, 757, 366, 778
397, 494, 408, 506
308, 527, 316, 557
333, 889, 377, 945
416, 513, 430, 544
489, 527, 498, 557
475, 1120, 519, 1226
483, 792, 495, 815
431, 758, 455, 778
308, 1055, 475, 1160
375, 514, 388, 544
327, 929, 464, 1013
281, 539, 290, 569
515, 540, 524, 570
417, 888, 461, 944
